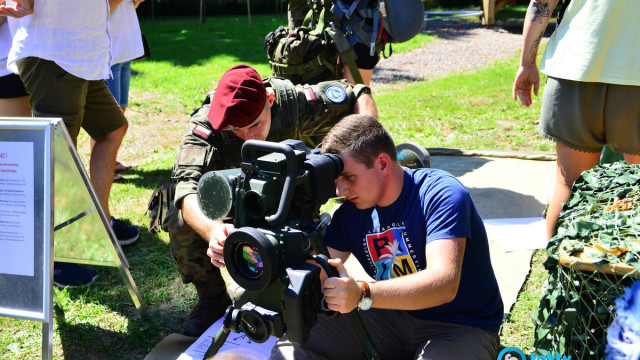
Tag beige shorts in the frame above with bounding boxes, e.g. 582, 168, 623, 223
17, 57, 127, 145
539, 76, 640, 155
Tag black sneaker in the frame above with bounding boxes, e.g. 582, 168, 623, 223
111, 217, 139, 246
53, 262, 98, 288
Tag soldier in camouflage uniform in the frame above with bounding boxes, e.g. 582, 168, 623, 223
167, 64, 376, 336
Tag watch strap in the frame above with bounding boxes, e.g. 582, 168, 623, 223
358, 281, 371, 303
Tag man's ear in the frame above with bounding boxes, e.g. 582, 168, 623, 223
376, 153, 392, 175
267, 90, 275, 107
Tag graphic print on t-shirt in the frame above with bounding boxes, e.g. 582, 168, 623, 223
366, 226, 417, 280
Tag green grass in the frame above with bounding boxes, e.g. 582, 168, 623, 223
500, 249, 548, 353
0, 13, 552, 359
131, 15, 283, 115
376, 53, 551, 152
131, 15, 437, 116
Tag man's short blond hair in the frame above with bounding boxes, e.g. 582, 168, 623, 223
321, 114, 396, 168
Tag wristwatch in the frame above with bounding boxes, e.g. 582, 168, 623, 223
357, 281, 373, 311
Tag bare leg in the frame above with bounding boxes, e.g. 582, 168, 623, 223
89, 124, 128, 220
89, 106, 126, 166
623, 154, 640, 165
0, 96, 31, 117
546, 142, 601, 240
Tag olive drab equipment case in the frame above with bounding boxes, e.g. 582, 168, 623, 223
265, 0, 424, 85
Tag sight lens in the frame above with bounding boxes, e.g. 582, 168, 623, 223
241, 244, 263, 277
224, 227, 279, 291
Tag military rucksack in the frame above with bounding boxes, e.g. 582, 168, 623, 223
264, 26, 340, 86
265, 0, 424, 85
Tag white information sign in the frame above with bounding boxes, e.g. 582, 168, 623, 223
0, 141, 35, 276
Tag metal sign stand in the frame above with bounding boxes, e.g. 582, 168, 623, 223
0, 118, 144, 359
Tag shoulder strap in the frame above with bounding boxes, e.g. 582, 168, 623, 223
327, 27, 364, 84
265, 78, 298, 127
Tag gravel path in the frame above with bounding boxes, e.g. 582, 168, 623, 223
370, 20, 525, 90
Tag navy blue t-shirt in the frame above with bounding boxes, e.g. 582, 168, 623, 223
325, 168, 503, 333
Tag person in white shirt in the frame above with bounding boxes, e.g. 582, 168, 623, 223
107, 0, 145, 113
513, 0, 640, 241
0, 14, 29, 117
97, 0, 146, 179
0, 0, 140, 287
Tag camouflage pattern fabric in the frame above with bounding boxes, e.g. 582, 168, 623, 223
164, 205, 229, 299
166, 78, 370, 296
146, 181, 176, 234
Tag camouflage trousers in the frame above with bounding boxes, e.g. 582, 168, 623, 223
165, 205, 228, 299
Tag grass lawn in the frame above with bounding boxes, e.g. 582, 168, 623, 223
1, 10, 553, 359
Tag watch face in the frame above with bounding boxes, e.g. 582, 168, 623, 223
358, 297, 373, 311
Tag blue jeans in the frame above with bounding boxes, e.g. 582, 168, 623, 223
107, 61, 131, 108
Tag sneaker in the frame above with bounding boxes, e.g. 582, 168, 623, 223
111, 217, 139, 246
182, 295, 233, 337
53, 262, 98, 288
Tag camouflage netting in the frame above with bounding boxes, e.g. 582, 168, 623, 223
533, 162, 640, 359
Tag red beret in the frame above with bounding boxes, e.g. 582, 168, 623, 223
208, 65, 267, 131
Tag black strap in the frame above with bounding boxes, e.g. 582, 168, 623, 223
557, 0, 571, 25
328, 27, 365, 84
267, 78, 298, 127
54, 207, 94, 232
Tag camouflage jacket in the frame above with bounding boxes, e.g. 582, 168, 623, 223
171, 77, 370, 207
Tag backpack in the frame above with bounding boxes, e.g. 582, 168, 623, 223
264, 25, 340, 85
265, 0, 424, 85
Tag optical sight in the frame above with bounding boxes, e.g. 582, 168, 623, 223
197, 139, 342, 344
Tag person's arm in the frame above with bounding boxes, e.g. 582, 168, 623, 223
0, 0, 33, 17
322, 237, 466, 313
181, 194, 234, 268
109, 0, 125, 11
513, 0, 560, 107
353, 93, 378, 120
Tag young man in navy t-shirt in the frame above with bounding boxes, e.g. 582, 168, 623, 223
269, 114, 504, 359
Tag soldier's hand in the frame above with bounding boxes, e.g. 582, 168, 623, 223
207, 222, 234, 268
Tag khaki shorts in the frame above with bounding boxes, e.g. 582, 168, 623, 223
539, 76, 640, 155
17, 57, 127, 144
